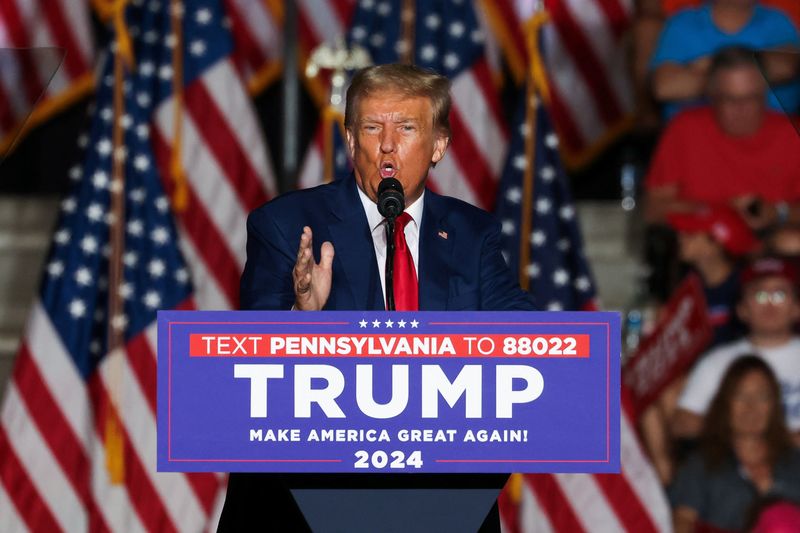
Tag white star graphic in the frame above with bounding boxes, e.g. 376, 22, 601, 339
69, 299, 86, 319
119, 282, 134, 300
372, 319, 381, 328
385, 319, 393, 328
443, 53, 460, 70
155, 196, 170, 213
139, 61, 155, 76
124, 251, 138, 267
175, 268, 189, 284
137, 92, 151, 108
143, 290, 161, 309
80, 235, 98, 255
530, 231, 546, 246
425, 13, 440, 29
96, 138, 112, 157
69, 165, 82, 181
127, 219, 144, 237
420, 44, 437, 62
129, 187, 146, 203
100, 107, 113, 122
410, 320, 419, 328
47, 260, 64, 278
195, 7, 212, 24
133, 154, 150, 172
351, 26, 367, 41
505, 187, 522, 204
545, 132, 559, 149
526, 263, 540, 278
61, 197, 77, 213
557, 238, 570, 251
449, 21, 465, 37
136, 123, 150, 140
165, 33, 177, 48
148, 259, 166, 278
536, 198, 551, 214
547, 301, 563, 311
540, 165, 556, 182
190, 39, 206, 56
159, 64, 173, 80
397, 320, 406, 328
501, 220, 515, 235
75, 267, 93, 286
559, 205, 575, 220
359, 319, 368, 328
54, 229, 71, 245
86, 203, 105, 222
151, 226, 170, 245
376, 1, 391, 15
92, 171, 108, 190
553, 269, 569, 286
575, 276, 592, 292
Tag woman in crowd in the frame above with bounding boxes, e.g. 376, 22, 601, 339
670, 356, 800, 532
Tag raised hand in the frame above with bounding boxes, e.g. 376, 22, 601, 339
292, 226, 335, 311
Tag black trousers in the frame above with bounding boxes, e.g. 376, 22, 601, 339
217, 473, 508, 532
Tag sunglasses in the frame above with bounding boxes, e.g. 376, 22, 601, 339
750, 289, 790, 305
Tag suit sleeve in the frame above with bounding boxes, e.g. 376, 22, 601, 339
239, 209, 296, 311
478, 220, 537, 311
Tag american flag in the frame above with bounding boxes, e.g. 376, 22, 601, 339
222, 0, 356, 99
481, 0, 634, 169
0, 0, 94, 153
0, 0, 276, 530
494, 93, 671, 532
299, 0, 507, 210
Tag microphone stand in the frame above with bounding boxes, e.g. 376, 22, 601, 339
384, 217, 396, 311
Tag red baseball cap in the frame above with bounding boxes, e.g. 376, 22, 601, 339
740, 256, 800, 288
667, 206, 759, 257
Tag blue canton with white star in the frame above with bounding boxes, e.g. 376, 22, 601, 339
495, 99, 597, 311
40, 0, 233, 378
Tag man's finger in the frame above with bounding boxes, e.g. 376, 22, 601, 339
319, 241, 335, 270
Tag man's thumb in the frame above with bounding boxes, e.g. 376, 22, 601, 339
320, 241, 335, 269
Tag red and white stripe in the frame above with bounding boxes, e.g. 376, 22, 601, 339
223, 0, 282, 84
0, 52, 276, 531
153, 57, 277, 310
499, 402, 671, 533
485, 0, 634, 166
0, 0, 93, 148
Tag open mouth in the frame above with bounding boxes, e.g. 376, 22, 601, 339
379, 162, 397, 179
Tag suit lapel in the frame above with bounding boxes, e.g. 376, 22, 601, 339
418, 190, 453, 311
326, 178, 384, 310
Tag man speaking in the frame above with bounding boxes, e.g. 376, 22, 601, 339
219, 64, 536, 531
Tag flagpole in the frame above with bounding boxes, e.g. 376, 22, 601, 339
281, 0, 300, 192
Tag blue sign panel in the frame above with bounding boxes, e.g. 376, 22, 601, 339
157, 311, 620, 473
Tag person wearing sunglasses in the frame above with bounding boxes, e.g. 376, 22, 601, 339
673, 256, 800, 447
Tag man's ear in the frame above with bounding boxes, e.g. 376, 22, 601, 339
345, 129, 355, 159
431, 134, 449, 165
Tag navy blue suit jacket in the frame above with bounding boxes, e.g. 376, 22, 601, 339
219, 177, 534, 532
240, 176, 535, 312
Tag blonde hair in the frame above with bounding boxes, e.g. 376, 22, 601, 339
344, 64, 452, 138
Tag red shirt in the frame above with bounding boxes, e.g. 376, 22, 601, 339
646, 107, 800, 204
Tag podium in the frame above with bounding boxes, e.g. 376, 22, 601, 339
158, 310, 620, 531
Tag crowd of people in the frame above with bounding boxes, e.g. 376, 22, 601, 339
629, 0, 800, 531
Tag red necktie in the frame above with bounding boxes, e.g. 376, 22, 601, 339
392, 212, 418, 311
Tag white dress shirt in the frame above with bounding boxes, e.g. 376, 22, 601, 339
357, 186, 423, 306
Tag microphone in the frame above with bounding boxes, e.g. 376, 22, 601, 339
377, 178, 405, 220
377, 178, 404, 311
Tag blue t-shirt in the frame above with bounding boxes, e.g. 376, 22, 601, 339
650, 4, 800, 119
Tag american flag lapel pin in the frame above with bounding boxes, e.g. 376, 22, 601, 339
438, 230, 448, 240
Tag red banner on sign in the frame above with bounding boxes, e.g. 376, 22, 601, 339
623, 275, 712, 418
188, 333, 591, 358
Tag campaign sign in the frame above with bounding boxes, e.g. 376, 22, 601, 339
157, 311, 620, 474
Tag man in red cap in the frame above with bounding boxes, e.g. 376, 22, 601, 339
673, 256, 800, 444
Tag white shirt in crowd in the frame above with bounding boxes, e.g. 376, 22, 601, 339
357, 186, 423, 306
678, 336, 800, 431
